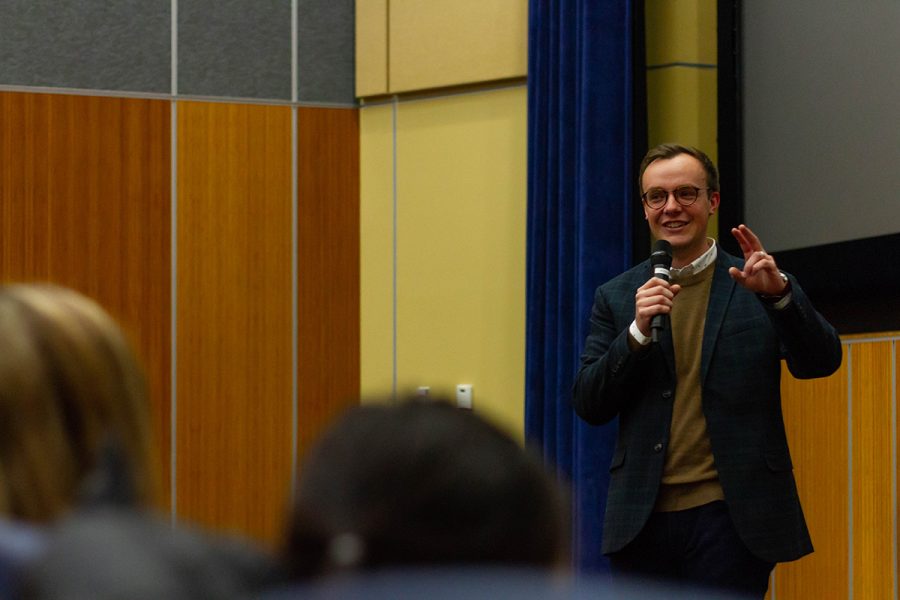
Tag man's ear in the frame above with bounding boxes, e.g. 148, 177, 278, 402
708, 191, 721, 214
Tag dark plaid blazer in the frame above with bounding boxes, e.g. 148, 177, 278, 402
572, 247, 842, 563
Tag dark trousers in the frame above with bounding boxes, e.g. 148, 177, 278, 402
608, 501, 774, 598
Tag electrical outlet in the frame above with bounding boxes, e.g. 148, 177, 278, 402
456, 384, 473, 409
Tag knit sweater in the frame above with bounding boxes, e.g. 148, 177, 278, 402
654, 261, 725, 512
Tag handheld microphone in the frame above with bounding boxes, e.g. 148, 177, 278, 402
649, 240, 673, 343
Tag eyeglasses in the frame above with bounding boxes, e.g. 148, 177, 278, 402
641, 185, 710, 210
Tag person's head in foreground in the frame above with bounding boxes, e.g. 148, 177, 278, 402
0, 284, 158, 522
283, 397, 570, 579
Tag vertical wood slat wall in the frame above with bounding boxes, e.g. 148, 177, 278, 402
176, 102, 294, 542
0, 91, 360, 546
296, 107, 361, 461
0, 92, 173, 502
776, 335, 899, 598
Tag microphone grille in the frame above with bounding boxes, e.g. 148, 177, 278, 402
651, 239, 673, 267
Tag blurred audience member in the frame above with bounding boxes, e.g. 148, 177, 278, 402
0, 284, 158, 521
0, 519, 45, 597
282, 397, 570, 580
0, 284, 280, 598
26, 506, 279, 600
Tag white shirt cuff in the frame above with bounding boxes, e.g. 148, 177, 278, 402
771, 291, 793, 310
629, 320, 651, 346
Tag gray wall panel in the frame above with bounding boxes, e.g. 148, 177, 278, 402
743, 0, 900, 252
179, 0, 291, 100
0, 0, 170, 93
297, 0, 355, 105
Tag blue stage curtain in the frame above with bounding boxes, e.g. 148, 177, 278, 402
525, 0, 636, 573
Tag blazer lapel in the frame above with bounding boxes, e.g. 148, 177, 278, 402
701, 250, 738, 383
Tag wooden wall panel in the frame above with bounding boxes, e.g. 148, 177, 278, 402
0, 92, 51, 280
851, 342, 894, 599
0, 91, 172, 505
896, 344, 900, 587
297, 107, 360, 460
176, 101, 293, 545
775, 346, 849, 598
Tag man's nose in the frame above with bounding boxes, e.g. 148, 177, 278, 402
662, 191, 682, 211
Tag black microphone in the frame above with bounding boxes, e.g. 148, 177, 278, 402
649, 240, 673, 343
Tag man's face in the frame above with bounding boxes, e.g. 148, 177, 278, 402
641, 153, 720, 267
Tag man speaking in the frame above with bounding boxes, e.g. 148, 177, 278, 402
572, 144, 841, 597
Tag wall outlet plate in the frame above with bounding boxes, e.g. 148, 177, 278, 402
456, 384, 473, 409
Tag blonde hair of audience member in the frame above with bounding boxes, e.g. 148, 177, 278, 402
0, 285, 159, 522
284, 397, 570, 579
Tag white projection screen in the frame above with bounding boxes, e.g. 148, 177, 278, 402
741, 1, 900, 253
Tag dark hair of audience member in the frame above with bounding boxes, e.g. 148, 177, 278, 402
0, 284, 159, 522
283, 397, 570, 579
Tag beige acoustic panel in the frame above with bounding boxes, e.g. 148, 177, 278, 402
394, 86, 527, 438
645, 0, 717, 66
359, 102, 396, 398
775, 346, 849, 598
646, 67, 718, 157
646, 66, 719, 236
176, 101, 293, 546
850, 342, 894, 598
389, 0, 527, 94
356, 0, 389, 97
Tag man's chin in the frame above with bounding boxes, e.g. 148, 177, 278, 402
654, 234, 687, 249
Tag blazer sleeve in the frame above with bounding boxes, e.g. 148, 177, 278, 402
766, 273, 843, 379
572, 283, 650, 425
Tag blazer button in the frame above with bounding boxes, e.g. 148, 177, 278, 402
662, 390, 672, 399
653, 443, 663, 453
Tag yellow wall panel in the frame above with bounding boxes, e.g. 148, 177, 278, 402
394, 87, 526, 437
389, 0, 527, 93
644, 1, 718, 238
646, 66, 718, 237
176, 101, 293, 545
645, 0, 717, 66
851, 342, 894, 599
646, 67, 718, 158
776, 347, 850, 598
356, 0, 388, 97
360, 102, 396, 399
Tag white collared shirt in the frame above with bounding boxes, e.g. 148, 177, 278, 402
669, 238, 717, 281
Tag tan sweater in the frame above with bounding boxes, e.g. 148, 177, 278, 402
654, 262, 725, 512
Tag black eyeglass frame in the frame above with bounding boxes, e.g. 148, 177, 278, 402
640, 186, 713, 210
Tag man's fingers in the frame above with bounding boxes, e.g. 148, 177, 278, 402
749, 252, 778, 276
738, 224, 763, 248
731, 228, 753, 256
728, 266, 746, 282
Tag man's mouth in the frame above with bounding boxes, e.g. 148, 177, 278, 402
662, 221, 688, 230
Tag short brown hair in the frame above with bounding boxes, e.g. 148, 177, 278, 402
638, 143, 719, 194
